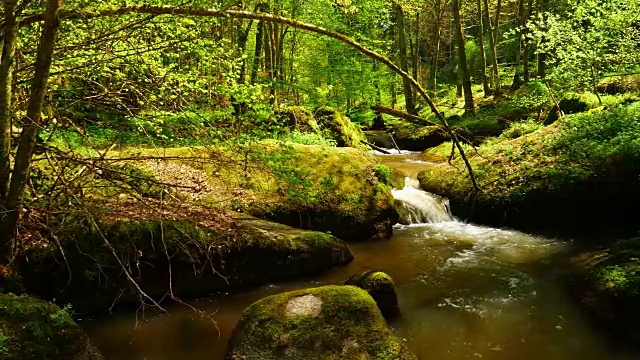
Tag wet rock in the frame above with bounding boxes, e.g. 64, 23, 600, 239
344, 271, 401, 320
226, 285, 417, 360
19, 213, 353, 313
0, 294, 103, 360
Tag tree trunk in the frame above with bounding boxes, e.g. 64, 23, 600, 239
511, 0, 524, 89
483, 0, 501, 94
394, 3, 417, 115
250, 7, 266, 84
0, 0, 18, 202
523, 0, 532, 83
1, 0, 61, 255
428, 0, 442, 98
372, 62, 385, 130
411, 13, 420, 100
476, 0, 490, 95
452, 0, 475, 113
236, 5, 259, 84
536, 0, 546, 79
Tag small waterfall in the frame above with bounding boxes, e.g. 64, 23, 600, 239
392, 177, 454, 225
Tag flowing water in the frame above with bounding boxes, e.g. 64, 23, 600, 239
82, 151, 636, 360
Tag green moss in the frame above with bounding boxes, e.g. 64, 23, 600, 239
314, 107, 367, 148
227, 285, 416, 360
0, 294, 102, 360
344, 271, 400, 320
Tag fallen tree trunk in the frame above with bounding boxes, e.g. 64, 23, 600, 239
371, 105, 439, 127
363, 140, 392, 154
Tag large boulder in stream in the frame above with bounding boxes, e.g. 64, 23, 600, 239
344, 271, 401, 320
0, 293, 103, 360
226, 285, 417, 360
19, 208, 353, 313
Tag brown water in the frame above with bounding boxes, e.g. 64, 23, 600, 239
82, 152, 636, 360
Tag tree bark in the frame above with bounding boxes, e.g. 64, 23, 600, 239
428, 0, 442, 98
511, 0, 525, 89
1, 0, 61, 255
371, 105, 438, 126
475, 0, 490, 95
523, 0, 532, 83
250, 5, 266, 85
394, 3, 417, 115
372, 62, 385, 130
452, 0, 475, 113
483, 0, 501, 94
536, 0, 546, 79
0, 0, 18, 202
20, 4, 482, 190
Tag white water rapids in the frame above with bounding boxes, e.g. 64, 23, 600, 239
392, 177, 453, 224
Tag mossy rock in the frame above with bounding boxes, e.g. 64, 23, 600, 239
276, 107, 321, 133
237, 145, 399, 242
0, 294, 103, 360
226, 285, 417, 360
19, 213, 353, 313
568, 238, 640, 344
344, 271, 401, 320
314, 107, 367, 148
389, 123, 448, 151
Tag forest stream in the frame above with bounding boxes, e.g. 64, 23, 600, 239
82, 151, 636, 360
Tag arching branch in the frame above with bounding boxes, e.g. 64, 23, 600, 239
19, 5, 480, 191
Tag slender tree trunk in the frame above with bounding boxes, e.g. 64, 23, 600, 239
483, 0, 501, 95
372, 62, 385, 130
391, 79, 397, 109
476, 0, 490, 95
536, 0, 546, 79
1, 0, 61, 253
236, 5, 259, 84
511, 0, 524, 89
523, 0, 532, 83
411, 13, 420, 100
0, 0, 18, 202
394, 3, 417, 115
494, 0, 502, 45
428, 0, 442, 97
250, 7, 266, 84
452, 0, 475, 113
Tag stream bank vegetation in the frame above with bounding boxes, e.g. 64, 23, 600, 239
0, 0, 639, 357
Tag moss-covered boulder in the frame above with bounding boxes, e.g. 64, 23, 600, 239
19, 209, 353, 313
344, 271, 401, 320
235, 145, 399, 242
568, 238, 640, 344
276, 106, 321, 133
314, 107, 367, 148
0, 294, 103, 360
226, 285, 417, 360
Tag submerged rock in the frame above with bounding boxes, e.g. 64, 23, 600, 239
19, 212, 353, 313
226, 285, 417, 360
0, 294, 103, 360
344, 271, 401, 320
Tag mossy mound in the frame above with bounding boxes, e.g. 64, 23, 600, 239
276, 106, 321, 133
19, 209, 353, 313
314, 107, 367, 148
226, 285, 417, 360
388, 122, 448, 151
568, 238, 640, 343
0, 294, 103, 360
235, 145, 399, 242
417, 102, 640, 233
344, 271, 400, 320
